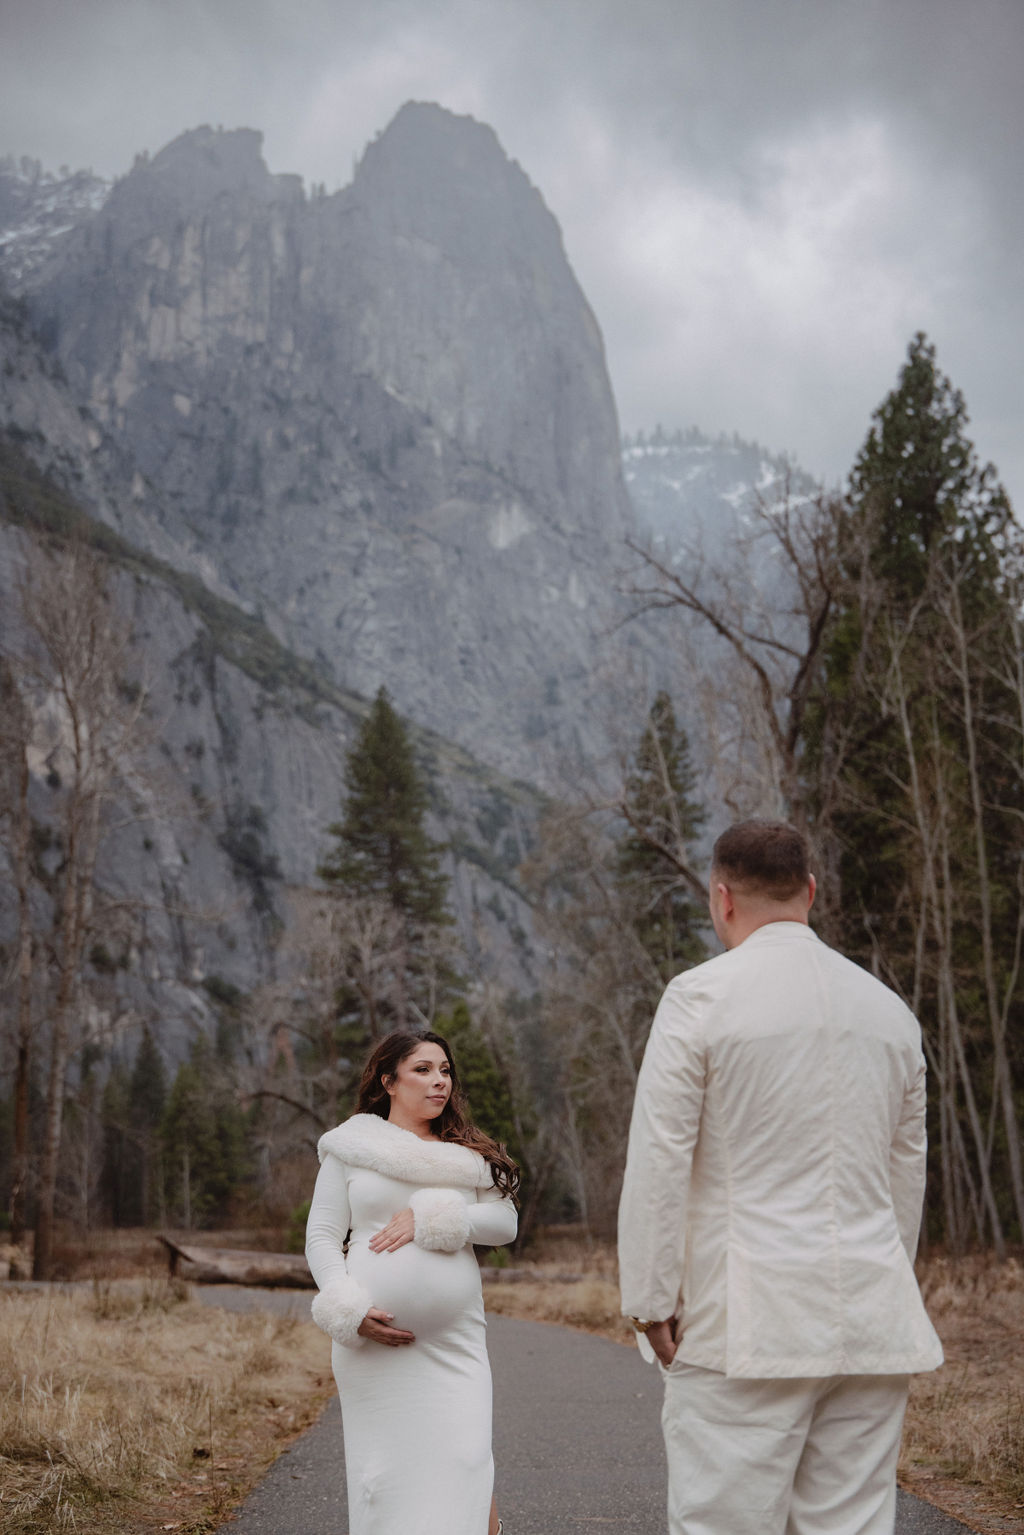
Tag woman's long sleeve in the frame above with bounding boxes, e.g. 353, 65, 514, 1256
305, 1156, 371, 1347
467, 1184, 518, 1247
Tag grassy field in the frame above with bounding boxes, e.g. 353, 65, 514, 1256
2, 1231, 1022, 1533
900, 1257, 1024, 1532
0, 1277, 333, 1534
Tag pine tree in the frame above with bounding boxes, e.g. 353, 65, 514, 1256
100, 1034, 169, 1226
317, 687, 455, 1046
128, 1030, 167, 1225
615, 691, 706, 982
812, 333, 1024, 1249
846, 333, 1012, 605
439, 1001, 521, 1161
160, 1036, 249, 1228
820, 334, 1019, 960
100, 1062, 132, 1226
319, 688, 449, 927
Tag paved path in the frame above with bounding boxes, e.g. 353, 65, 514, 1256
202, 1290, 971, 1534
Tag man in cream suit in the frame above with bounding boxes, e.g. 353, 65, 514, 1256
618, 819, 942, 1535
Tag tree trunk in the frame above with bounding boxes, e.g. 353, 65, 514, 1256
182, 1146, 192, 1229
33, 764, 101, 1278
950, 581, 1024, 1238
32, 813, 81, 1279
9, 737, 32, 1247
928, 698, 1005, 1256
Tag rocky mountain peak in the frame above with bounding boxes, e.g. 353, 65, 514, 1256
134, 125, 282, 201
335, 102, 626, 541
354, 100, 554, 249
7, 105, 639, 784
97, 124, 302, 239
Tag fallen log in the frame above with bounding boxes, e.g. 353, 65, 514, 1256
159, 1236, 315, 1289
158, 1237, 584, 1291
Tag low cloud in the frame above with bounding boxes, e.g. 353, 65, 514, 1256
2, 0, 1021, 500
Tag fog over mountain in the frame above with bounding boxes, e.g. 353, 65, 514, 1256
2, 0, 1020, 511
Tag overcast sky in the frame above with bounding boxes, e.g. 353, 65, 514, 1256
2, 0, 1021, 505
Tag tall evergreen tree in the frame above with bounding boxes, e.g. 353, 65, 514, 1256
128, 1030, 167, 1225
100, 1062, 132, 1226
319, 687, 449, 926
317, 687, 455, 1046
160, 1036, 250, 1228
811, 333, 1024, 1250
820, 334, 1019, 954
845, 333, 1012, 605
615, 691, 706, 982
438, 1001, 522, 1164
100, 1033, 168, 1226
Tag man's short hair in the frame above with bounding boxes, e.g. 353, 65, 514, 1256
711, 819, 810, 901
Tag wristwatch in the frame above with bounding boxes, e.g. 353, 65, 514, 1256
629, 1317, 656, 1334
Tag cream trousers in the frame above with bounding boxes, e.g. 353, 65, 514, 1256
661, 1363, 910, 1535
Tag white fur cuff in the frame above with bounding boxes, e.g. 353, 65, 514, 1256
311, 1274, 371, 1348
409, 1186, 472, 1252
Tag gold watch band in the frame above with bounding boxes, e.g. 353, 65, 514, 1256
629, 1316, 655, 1334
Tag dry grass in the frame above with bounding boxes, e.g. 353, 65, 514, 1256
484, 1236, 634, 1343
900, 1256, 1024, 1531
4, 1232, 1021, 1533
487, 1240, 1024, 1532
33, 1226, 293, 1283
0, 1279, 333, 1535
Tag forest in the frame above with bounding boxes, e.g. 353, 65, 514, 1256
1, 332, 1022, 1273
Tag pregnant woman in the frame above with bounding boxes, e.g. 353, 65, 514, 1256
305, 1029, 519, 1535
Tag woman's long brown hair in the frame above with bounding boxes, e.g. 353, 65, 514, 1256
355, 1030, 520, 1200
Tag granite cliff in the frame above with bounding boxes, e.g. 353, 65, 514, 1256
12, 106, 638, 785
0, 422, 540, 1060
1, 99, 648, 1053
0, 107, 815, 1063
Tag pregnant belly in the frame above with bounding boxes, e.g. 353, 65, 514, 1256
347, 1239, 482, 1338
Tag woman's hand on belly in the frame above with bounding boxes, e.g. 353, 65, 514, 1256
369, 1207, 415, 1252
348, 1243, 482, 1339
357, 1306, 416, 1346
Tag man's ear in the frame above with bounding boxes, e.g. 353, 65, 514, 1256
716, 881, 735, 921
807, 873, 817, 911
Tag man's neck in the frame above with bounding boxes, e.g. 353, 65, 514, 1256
727, 910, 809, 948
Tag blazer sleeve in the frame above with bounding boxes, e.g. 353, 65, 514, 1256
889, 1048, 928, 1261
618, 977, 706, 1325
305, 1154, 372, 1348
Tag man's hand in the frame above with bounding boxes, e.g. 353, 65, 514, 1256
369, 1208, 415, 1252
357, 1306, 415, 1346
646, 1317, 679, 1368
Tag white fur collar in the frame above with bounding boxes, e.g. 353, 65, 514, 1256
318, 1113, 490, 1188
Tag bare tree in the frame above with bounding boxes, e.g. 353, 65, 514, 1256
0, 657, 34, 1245
3, 540, 148, 1278
240, 886, 418, 1159
623, 486, 844, 921
940, 563, 1024, 1241
522, 803, 690, 1236
816, 531, 1024, 1253
621, 475, 1023, 1250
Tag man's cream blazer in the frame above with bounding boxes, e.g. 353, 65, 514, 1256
618, 920, 943, 1378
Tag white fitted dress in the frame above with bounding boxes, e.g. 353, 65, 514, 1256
305, 1113, 517, 1535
